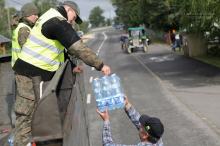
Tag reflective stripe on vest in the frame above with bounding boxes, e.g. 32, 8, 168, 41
19, 8, 65, 71
11, 23, 31, 67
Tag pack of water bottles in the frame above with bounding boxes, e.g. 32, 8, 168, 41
92, 74, 124, 112
8, 133, 14, 146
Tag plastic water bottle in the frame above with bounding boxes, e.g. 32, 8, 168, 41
8, 133, 14, 146
110, 74, 124, 109
114, 95, 125, 109
96, 99, 106, 112
101, 76, 111, 98
92, 74, 124, 111
92, 79, 102, 99
106, 98, 115, 110
111, 74, 120, 86
111, 74, 123, 94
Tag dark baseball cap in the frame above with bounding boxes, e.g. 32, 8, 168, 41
139, 115, 164, 142
62, 1, 83, 24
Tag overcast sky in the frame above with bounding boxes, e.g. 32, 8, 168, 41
5, 0, 116, 20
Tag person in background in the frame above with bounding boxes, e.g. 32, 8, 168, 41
12, 1, 110, 146
120, 32, 128, 51
97, 96, 164, 146
11, 3, 39, 67
174, 31, 182, 51
11, 12, 20, 30
10, 3, 38, 146
170, 29, 176, 51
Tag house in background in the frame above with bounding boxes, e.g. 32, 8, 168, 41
0, 35, 11, 55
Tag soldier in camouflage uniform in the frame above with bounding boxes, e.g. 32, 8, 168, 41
16, 3, 38, 49
11, 3, 39, 67
11, 3, 39, 146
12, 1, 110, 146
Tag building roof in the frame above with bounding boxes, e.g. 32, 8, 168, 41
0, 35, 11, 43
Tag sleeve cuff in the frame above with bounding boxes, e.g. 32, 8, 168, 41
104, 120, 110, 125
97, 62, 104, 71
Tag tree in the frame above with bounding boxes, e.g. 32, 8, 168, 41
79, 21, 90, 33
89, 6, 105, 28
0, 0, 16, 37
0, 0, 6, 36
166, 0, 220, 56
167, 0, 220, 34
34, 0, 58, 15
139, 0, 170, 29
111, 0, 169, 30
106, 18, 112, 26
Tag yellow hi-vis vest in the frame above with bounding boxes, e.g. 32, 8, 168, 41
11, 23, 31, 67
19, 8, 65, 72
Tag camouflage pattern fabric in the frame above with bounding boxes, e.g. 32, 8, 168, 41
18, 26, 30, 47
68, 40, 103, 71
14, 74, 37, 146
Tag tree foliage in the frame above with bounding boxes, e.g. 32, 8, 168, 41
0, 0, 6, 36
0, 0, 57, 38
111, 0, 170, 30
0, 0, 16, 37
34, 0, 58, 15
79, 21, 90, 33
89, 6, 105, 28
167, 0, 220, 34
111, 0, 220, 34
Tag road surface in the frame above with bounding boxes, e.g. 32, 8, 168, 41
84, 28, 220, 146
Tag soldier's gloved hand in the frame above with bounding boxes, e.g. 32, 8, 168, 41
101, 65, 111, 75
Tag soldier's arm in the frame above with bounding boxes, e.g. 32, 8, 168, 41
41, 17, 104, 70
18, 26, 30, 47
67, 40, 103, 70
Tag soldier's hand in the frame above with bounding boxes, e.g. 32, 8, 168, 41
101, 65, 111, 75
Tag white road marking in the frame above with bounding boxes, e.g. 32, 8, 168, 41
87, 94, 91, 104
91, 32, 107, 72
202, 117, 207, 120
39, 81, 44, 99
89, 76, 93, 83
87, 32, 107, 105
96, 32, 107, 55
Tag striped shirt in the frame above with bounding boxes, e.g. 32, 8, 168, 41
102, 106, 163, 146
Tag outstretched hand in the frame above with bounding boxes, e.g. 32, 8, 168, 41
124, 95, 132, 110
124, 95, 129, 105
96, 109, 110, 121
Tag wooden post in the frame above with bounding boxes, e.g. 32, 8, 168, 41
0, 43, 6, 55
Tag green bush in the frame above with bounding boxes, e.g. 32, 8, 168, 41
208, 46, 220, 57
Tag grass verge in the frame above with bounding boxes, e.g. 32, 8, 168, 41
195, 56, 220, 68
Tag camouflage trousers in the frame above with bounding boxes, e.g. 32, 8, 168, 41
13, 74, 40, 146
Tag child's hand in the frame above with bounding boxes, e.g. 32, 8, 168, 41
96, 109, 110, 121
124, 95, 129, 106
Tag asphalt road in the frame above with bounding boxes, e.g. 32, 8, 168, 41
84, 28, 220, 146
0, 27, 220, 146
